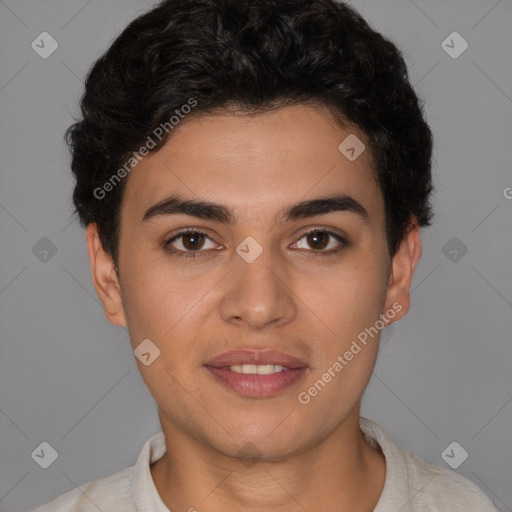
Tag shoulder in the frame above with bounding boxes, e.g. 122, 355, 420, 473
360, 418, 499, 512
401, 449, 498, 511
29, 466, 135, 512
29, 432, 166, 512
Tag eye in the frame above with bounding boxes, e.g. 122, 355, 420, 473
164, 229, 218, 259
164, 227, 348, 260
292, 228, 347, 255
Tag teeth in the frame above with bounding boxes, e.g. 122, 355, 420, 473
229, 364, 286, 374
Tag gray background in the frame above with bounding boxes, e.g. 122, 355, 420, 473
0, 0, 511, 510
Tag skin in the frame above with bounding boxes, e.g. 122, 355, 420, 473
86, 104, 422, 511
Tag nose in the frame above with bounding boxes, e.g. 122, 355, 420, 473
218, 245, 297, 331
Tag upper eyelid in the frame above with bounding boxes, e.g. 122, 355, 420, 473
166, 228, 215, 244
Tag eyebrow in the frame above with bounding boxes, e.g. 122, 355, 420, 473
142, 193, 370, 228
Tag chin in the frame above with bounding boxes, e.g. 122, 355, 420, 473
204, 419, 319, 464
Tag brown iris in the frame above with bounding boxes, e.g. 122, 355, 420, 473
181, 232, 206, 251
305, 231, 329, 250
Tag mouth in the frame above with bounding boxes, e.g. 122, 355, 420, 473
204, 349, 308, 398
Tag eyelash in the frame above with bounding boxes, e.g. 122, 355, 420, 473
164, 228, 348, 260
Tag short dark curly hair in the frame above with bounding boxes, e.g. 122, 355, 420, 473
66, 0, 434, 273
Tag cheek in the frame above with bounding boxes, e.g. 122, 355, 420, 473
298, 266, 385, 413
314, 254, 388, 341
120, 254, 220, 354
119, 254, 181, 341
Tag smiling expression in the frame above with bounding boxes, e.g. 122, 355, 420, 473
88, 103, 419, 461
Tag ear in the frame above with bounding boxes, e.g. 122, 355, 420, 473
85, 223, 127, 327
383, 220, 422, 322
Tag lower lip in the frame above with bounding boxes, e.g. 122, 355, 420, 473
205, 366, 307, 398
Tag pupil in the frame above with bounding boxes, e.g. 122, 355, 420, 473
308, 232, 328, 250
183, 233, 204, 250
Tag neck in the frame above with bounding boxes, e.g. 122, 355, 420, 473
150, 410, 386, 512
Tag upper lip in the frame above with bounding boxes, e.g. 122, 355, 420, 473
205, 349, 308, 369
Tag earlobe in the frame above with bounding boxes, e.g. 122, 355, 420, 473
384, 221, 422, 322
85, 223, 127, 327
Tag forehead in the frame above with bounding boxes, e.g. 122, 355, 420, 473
121, 104, 383, 229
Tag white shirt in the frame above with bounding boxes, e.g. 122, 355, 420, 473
30, 418, 498, 511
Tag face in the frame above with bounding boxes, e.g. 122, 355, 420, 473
87, 104, 421, 461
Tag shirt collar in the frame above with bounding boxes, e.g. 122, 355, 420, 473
360, 417, 408, 511
132, 431, 170, 511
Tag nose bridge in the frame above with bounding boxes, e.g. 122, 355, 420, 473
219, 237, 296, 329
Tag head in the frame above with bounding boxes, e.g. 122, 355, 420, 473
70, 0, 433, 461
